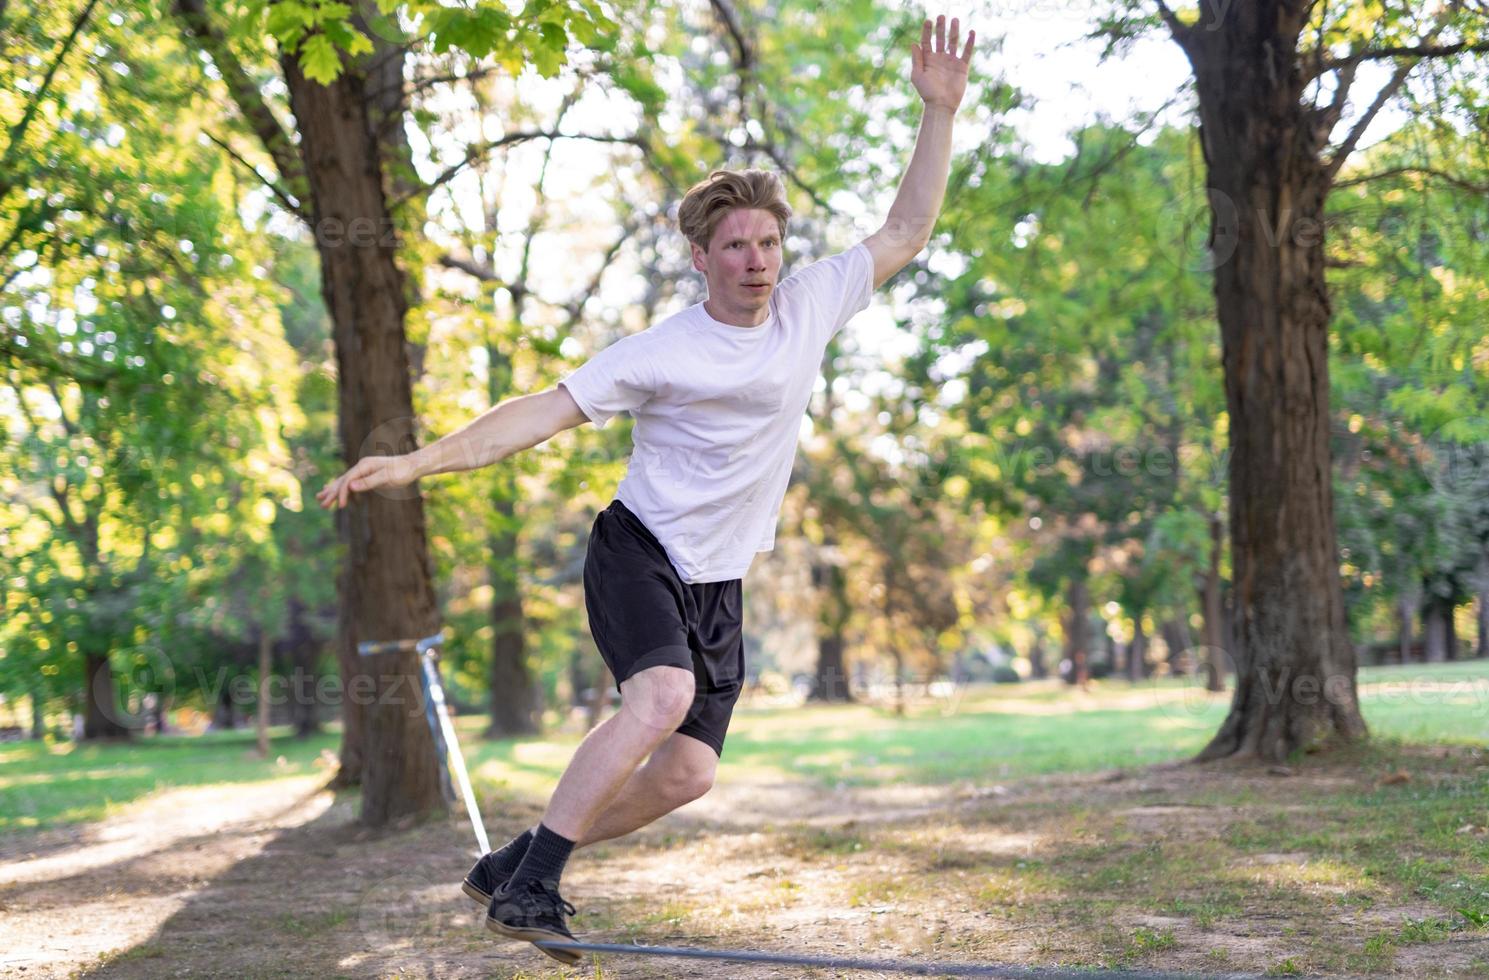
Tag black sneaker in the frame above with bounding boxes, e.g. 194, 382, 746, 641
485, 878, 581, 965
460, 852, 511, 907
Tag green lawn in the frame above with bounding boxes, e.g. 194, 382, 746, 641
465, 659, 1489, 797
0, 726, 341, 833
4, 659, 1485, 836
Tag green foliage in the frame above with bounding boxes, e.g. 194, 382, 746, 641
252, 0, 622, 84
1, 4, 311, 726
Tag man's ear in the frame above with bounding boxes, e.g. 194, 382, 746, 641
690, 242, 706, 273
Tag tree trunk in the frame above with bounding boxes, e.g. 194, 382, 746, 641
281, 22, 444, 825
1161, 619, 1192, 676
1423, 600, 1448, 663
30, 688, 46, 740
1119, 619, 1143, 679
485, 340, 539, 736
487, 486, 539, 736
1445, 599, 1458, 661
1202, 511, 1227, 691
1398, 592, 1417, 665
1128, 615, 1148, 682
1180, 6, 1368, 761
256, 623, 272, 758
1029, 634, 1048, 680
213, 680, 237, 730
82, 651, 131, 740
1479, 578, 1489, 659
1065, 576, 1091, 688
810, 538, 853, 702
286, 597, 322, 737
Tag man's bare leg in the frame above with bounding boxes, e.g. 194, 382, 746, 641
535, 664, 696, 841
575, 731, 718, 845
477, 671, 711, 900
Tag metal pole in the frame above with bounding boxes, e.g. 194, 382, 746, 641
419, 649, 489, 854
357, 633, 489, 855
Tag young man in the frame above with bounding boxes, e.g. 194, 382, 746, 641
316, 14, 974, 964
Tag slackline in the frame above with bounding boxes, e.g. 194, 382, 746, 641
533, 940, 1259, 978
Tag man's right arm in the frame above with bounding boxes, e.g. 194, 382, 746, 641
316, 386, 591, 510
408, 385, 589, 479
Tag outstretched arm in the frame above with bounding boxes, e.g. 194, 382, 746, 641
315, 386, 588, 510
862, 14, 975, 290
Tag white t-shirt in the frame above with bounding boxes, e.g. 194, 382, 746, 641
560, 243, 874, 583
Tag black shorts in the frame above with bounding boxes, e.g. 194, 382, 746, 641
583, 499, 745, 756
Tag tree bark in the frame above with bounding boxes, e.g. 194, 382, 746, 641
810, 535, 853, 702
1128, 615, 1148, 682
213, 681, 237, 730
1178, 4, 1369, 761
487, 485, 539, 736
286, 596, 322, 737
280, 18, 444, 825
1423, 600, 1448, 663
485, 343, 539, 737
82, 651, 130, 740
1202, 511, 1227, 691
1446, 598, 1458, 661
1161, 618, 1192, 676
256, 623, 272, 758
1479, 579, 1489, 659
1029, 634, 1048, 680
1398, 592, 1417, 665
1065, 576, 1091, 688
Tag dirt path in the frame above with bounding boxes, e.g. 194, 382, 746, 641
3, 750, 1486, 978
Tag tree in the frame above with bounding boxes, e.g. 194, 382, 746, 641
1, 1, 299, 740
169, 0, 626, 823
1107, 1, 1489, 761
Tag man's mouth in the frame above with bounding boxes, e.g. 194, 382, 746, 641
744, 283, 769, 290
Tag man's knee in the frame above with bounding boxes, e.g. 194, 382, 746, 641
620, 664, 696, 732
660, 752, 716, 805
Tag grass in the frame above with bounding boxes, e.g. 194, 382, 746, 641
4, 660, 1487, 978
6, 659, 1487, 836
0, 725, 341, 833
455, 658, 1489, 797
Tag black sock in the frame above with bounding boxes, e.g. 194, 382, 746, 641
510, 823, 575, 887
489, 828, 534, 876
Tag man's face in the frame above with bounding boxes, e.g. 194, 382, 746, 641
691, 208, 784, 315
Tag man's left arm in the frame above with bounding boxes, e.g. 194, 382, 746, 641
863, 14, 976, 291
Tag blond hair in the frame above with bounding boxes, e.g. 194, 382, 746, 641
676, 169, 791, 253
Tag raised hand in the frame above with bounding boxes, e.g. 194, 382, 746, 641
911, 14, 975, 111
